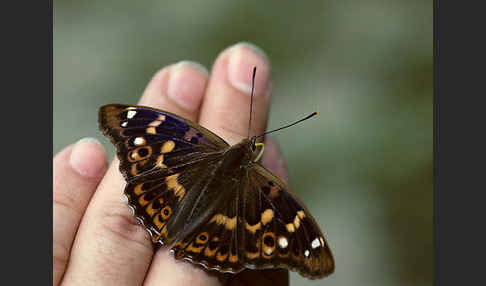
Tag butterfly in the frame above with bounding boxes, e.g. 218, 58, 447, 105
98, 70, 334, 280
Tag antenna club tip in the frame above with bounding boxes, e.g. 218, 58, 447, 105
316, 110, 320, 115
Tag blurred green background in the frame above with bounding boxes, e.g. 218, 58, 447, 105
54, 1, 432, 285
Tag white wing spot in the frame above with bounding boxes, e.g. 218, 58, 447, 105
127, 110, 137, 119
264, 248, 273, 255
134, 137, 145, 146
278, 237, 288, 248
121, 122, 128, 127
304, 249, 310, 257
311, 238, 321, 249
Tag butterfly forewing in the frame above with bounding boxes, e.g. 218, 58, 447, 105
99, 104, 231, 244
98, 104, 334, 279
99, 104, 229, 181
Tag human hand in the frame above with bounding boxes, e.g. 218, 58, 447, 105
53, 43, 289, 286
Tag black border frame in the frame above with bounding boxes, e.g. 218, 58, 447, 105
5, 0, 53, 284
436, 1, 486, 285
433, 0, 438, 284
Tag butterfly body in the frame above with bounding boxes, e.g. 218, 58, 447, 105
99, 104, 334, 279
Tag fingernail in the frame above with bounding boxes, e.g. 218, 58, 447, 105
167, 61, 209, 111
69, 137, 107, 178
227, 42, 270, 95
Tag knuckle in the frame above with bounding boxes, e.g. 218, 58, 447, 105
52, 239, 70, 270
53, 190, 84, 219
217, 123, 248, 143
95, 202, 152, 252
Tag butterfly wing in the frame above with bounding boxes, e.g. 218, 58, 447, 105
99, 104, 229, 181
99, 104, 230, 245
168, 166, 246, 274
237, 164, 335, 279
124, 152, 230, 246
125, 146, 248, 273
163, 162, 334, 279
99, 104, 334, 279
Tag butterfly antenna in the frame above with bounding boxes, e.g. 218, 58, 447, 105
253, 110, 320, 139
248, 66, 257, 139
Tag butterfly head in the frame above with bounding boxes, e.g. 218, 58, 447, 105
219, 138, 256, 170
249, 137, 258, 152
237, 138, 256, 157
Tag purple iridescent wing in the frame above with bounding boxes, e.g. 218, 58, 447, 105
99, 104, 229, 181
99, 104, 230, 245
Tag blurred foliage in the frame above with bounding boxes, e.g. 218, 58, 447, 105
54, 1, 432, 285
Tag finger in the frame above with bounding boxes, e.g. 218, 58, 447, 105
199, 42, 272, 144
140, 61, 209, 122
53, 138, 107, 286
142, 63, 228, 285
62, 61, 209, 285
145, 43, 272, 286
145, 249, 223, 286
144, 43, 271, 286
228, 137, 289, 286
260, 136, 289, 184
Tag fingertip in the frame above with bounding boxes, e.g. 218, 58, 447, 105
69, 137, 107, 178
167, 61, 209, 112
226, 42, 271, 96
199, 43, 272, 144
140, 61, 209, 121
139, 66, 171, 106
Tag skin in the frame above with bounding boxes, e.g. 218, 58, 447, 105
53, 43, 290, 286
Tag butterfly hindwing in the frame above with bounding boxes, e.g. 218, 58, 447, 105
169, 157, 246, 273
125, 151, 227, 246
170, 193, 243, 274
238, 164, 335, 279
153, 161, 334, 279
